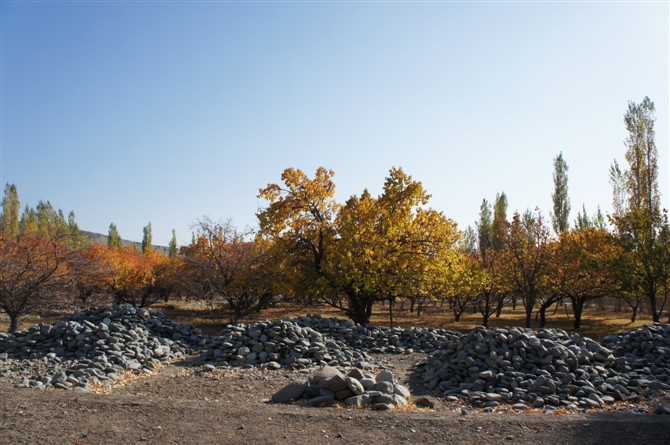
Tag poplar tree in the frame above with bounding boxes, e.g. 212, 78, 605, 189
1, 184, 20, 238
551, 152, 571, 235
611, 97, 669, 322
492, 192, 508, 251
108, 223, 123, 248
142, 222, 153, 253
168, 229, 178, 258
476, 199, 492, 260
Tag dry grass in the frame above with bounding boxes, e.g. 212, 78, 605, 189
156, 299, 656, 340
0, 299, 660, 340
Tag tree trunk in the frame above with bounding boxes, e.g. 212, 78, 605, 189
482, 312, 489, 328
9, 313, 21, 333
347, 293, 374, 325
495, 295, 504, 318
523, 296, 534, 328
454, 312, 461, 322
409, 298, 415, 314
571, 297, 585, 330
631, 305, 638, 323
538, 295, 559, 329
388, 298, 394, 328
649, 286, 660, 323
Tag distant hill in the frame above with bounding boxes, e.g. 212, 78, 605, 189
83, 231, 169, 254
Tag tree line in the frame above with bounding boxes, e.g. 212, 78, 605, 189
0, 97, 667, 331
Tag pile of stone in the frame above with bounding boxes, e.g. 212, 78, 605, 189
0, 304, 209, 390
201, 320, 370, 369
271, 365, 411, 410
602, 323, 670, 382
415, 326, 668, 410
294, 314, 462, 353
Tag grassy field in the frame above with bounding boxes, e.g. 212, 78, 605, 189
0, 299, 659, 340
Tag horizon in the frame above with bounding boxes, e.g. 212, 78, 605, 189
1, 1, 668, 245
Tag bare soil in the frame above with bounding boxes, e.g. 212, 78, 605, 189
1, 354, 669, 445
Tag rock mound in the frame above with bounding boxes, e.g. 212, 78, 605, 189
201, 319, 369, 369
415, 326, 664, 410
602, 323, 670, 382
0, 304, 209, 390
271, 365, 411, 410
295, 314, 462, 353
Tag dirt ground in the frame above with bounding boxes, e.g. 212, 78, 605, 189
1, 354, 669, 445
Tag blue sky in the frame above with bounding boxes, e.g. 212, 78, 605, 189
1, 1, 668, 245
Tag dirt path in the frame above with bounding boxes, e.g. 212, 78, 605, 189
1, 354, 669, 445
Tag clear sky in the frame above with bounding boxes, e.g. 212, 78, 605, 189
1, 1, 668, 246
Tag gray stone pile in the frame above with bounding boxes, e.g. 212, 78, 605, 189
0, 304, 209, 390
294, 314, 462, 353
602, 323, 670, 382
271, 365, 411, 410
415, 326, 670, 410
201, 319, 370, 369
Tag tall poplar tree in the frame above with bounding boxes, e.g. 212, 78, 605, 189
476, 199, 492, 260
611, 97, 669, 322
1, 184, 20, 238
492, 192, 508, 251
168, 229, 178, 258
551, 152, 571, 235
108, 223, 123, 248
141, 222, 153, 253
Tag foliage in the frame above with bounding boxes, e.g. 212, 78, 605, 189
258, 167, 460, 325
551, 152, 571, 235
108, 223, 123, 248
0, 233, 72, 331
181, 218, 280, 322
610, 97, 669, 322
142, 222, 153, 253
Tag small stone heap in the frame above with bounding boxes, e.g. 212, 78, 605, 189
201, 319, 370, 369
0, 304, 209, 390
415, 326, 659, 409
602, 323, 670, 382
271, 365, 411, 410
295, 314, 463, 353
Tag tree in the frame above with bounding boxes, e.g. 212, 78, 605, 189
1, 184, 20, 238
472, 198, 507, 327
560, 227, 617, 329
491, 192, 510, 316
0, 233, 71, 331
108, 223, 123, 248
610, 97, 669, 322
258, 166, 459, 325
258, 167, 339, 303
19, 205, 38, 235
492, 192, 509, 251
100, 244, 172, 308
168, 229, 178, 259
142, 222, 152, 253
181, 218, 280, 322
476, 199, 492, 260
504, 209, 552, 328
551, 152, 571, 235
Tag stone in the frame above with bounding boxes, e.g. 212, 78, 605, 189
272, 381, 307, 403
346, 377, 365, 395
308, 395, 335, 407
376, 370, 394, 383
372, 381, 394, 394
372, 403, 395, 411
393, 384, 411, 399
320, 374, 349, 392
